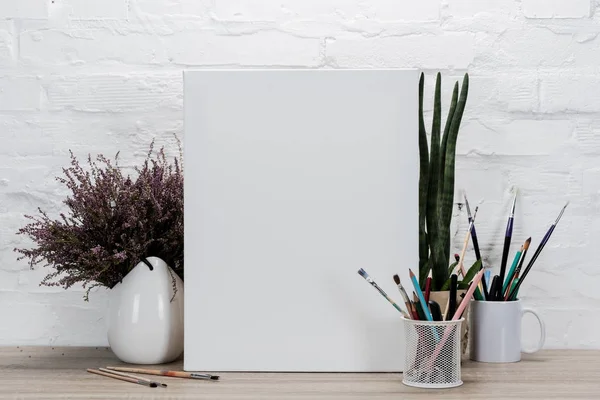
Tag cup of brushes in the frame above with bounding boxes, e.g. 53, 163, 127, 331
358, 267, 484, 388
467, 197, 566, 363
357, 193, 568, 387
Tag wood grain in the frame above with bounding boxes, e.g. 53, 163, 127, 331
0, 347, 598, 399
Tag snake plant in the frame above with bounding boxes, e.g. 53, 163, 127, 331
418, 72, 469, 291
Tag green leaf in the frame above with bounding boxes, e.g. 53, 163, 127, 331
448, 261, 458, 275
439, 74, 469, 230
418, 73, 430, 281
457, 282, 470, 290
419, 258, 432, 290
461, 259, 482, 284
439, 83, 459, 196
427, 73, 444, 290
441, 277, 452, 291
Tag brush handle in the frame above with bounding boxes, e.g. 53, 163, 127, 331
99, 368, 154, 384
88, 369, 154, 387
397, 285, 411, 307
446, 274, 458, 321
497, 218, 514, 299
384, 293, 410, 318
107, 367, 217, 380
397, 285, 418, 319
469, 218, 482, 261
488, 275, 500, 301
502, 250, 522, 296
508, 226, 554, 300
480, 268, 490, 300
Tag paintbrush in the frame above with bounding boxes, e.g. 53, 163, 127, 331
445, 205, 475, 314
106, 367, 219, 381
453, 206, 479, 278
464, 191, 482, 261
508, 202, 569, 300
358, 269, 410, 318
504, 238, 531, 300
497, 189, 518, 300
465, 192, 490, 299
99, 368, 167, 388
393, 274, 417, 319
87, 369, 157, 387
448, 206, 484, 308
503, 238, 530, 299
502, 245, 523, 297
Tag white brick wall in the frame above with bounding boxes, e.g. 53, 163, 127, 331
523, 0, 591, 18
0, 0, 596, 348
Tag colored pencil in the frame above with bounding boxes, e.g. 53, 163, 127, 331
358, 269, 410, 318
497, 190, 517, 300
452, 269, 485, 320
424, 269, 432, 303
409, 269, 434, 322
414, 298, 426, 320
87, 369, 157, 388
502, 246, 523, 296
106, 367, 220, 381
428, 269, 485, 367
393, 274, 417, 319
508, 202, 569, 300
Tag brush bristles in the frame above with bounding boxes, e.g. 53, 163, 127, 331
358, 268, 367, 278
210, 376, 220, 380
524, 237, 532, 250
393, 274, 400, 285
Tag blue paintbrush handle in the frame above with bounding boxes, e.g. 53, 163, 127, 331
502, 250, 522, 295
411, 274, 433, 321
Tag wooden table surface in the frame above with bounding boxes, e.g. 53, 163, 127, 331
0, 347, 598, 399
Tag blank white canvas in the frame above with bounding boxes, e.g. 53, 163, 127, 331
184, 69, 418, 372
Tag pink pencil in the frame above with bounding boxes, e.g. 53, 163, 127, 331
450, 268, 484, 321
427, 269, 485, 368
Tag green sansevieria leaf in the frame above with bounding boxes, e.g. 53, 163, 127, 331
461, 259, 482, 284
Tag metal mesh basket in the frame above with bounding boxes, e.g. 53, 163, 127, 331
402, 317, 464, 388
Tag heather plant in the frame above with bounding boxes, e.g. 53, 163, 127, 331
15, 140, 184, 301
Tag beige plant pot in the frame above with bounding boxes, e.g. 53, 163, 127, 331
427, 290, 470, 355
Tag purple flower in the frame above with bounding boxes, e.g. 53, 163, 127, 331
14, 138, 184, 301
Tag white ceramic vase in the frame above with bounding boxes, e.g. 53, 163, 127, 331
107, 256, 184, 364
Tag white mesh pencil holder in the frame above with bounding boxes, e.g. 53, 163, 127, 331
402, 317, 464, 389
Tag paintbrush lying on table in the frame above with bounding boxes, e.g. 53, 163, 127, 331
106, 367, 220, 381
87, 368, 162, 388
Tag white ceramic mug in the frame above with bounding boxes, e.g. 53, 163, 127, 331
469, 300, 545, 363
